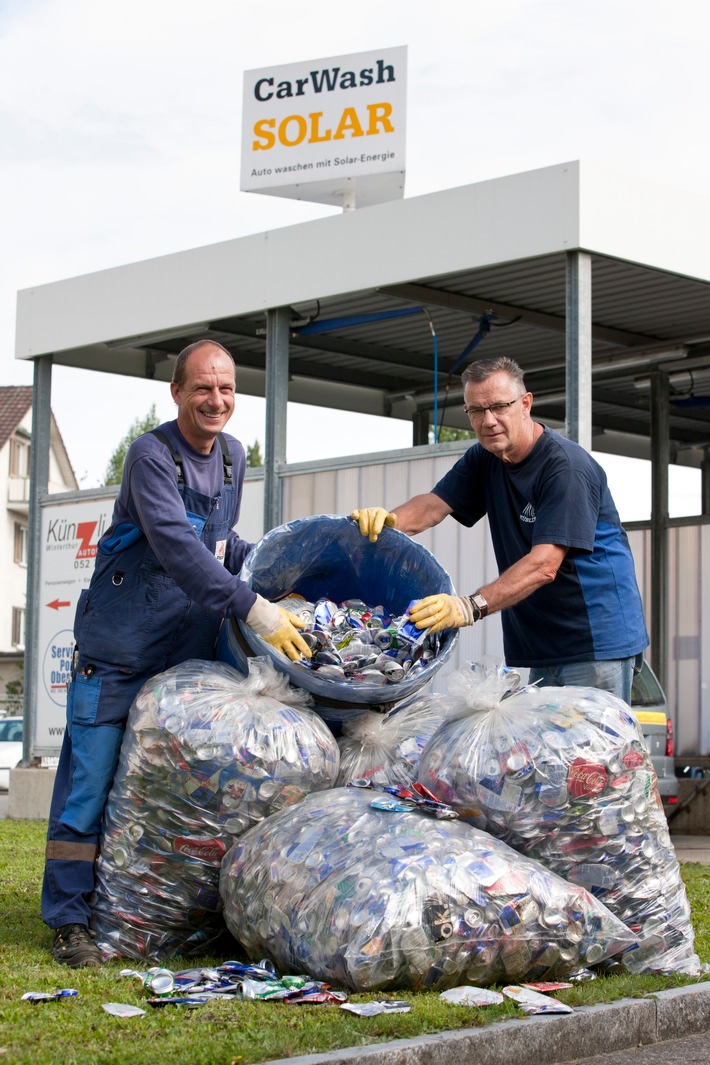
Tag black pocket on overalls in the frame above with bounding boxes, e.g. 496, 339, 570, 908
76, 564, 160, 672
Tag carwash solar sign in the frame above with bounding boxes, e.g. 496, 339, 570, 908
241, 46, 406, 209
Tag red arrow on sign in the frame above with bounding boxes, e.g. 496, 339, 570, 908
47, 599, 71, 610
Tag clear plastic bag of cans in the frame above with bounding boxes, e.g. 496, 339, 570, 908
335, 692, 461, 787
416, 665, 701, 976
91, 657, 340, 962
219, 785, 637, 992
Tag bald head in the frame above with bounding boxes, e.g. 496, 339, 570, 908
172, 339, 235, 389
170, 340, 236, 454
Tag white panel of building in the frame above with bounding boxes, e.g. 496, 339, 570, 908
627, 522, 710, 756
16, 163, 584, 360
238, 475, 265, 545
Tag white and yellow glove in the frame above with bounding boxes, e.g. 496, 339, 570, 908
245, 594, 312, 662
351, 507, 397, 543
408, 593, 484, 635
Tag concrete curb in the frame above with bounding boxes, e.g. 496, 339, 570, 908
263, 982, 710, 1065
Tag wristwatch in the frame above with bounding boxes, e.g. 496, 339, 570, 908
468, 593, 489, 622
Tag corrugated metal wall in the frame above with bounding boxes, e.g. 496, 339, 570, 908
627, 520, 710, 757
242, 447, 710, 754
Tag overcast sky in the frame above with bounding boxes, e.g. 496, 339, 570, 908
1, 0, 706, 515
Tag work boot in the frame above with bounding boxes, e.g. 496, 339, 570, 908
52, 924, 102, 968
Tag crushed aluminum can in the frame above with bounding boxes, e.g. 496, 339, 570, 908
102, 1002, 147, 1017
21, 989, 78, 1003
146, 996, 208, 1008
142, 968, 175, 994
521, 981, 573, 993
502, 985, 573, 1013
518, 1001, 574, 1015
340, 1000, 411, 1016
439, 986, 504, 1006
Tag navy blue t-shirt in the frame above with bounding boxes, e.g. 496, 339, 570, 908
432, 426, 649, 667
102, 420, 256, 620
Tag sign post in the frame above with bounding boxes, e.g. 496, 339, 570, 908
33, 493, 116, 754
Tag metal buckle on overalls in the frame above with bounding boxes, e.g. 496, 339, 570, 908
112, 571, 124, 586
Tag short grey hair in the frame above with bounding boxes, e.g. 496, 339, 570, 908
461, 356, 526, 392
172, 339, 235, 388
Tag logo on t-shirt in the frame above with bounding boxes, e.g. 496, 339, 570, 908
520, 503, 536, 523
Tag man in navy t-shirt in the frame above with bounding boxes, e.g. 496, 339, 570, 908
353, 356, 648, 700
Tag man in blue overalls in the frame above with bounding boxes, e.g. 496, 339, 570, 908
43, 339, 310, 967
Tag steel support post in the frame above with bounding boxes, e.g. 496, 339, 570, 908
23, 355, 53, 766
701, 448, 710, 516
412, 409, 429, 447
565, 251, 593, 450
650, 370, 670, 690
263, 307, 290, 533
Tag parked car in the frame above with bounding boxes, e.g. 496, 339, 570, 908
0, 716, 23, 791
630, 660, 678, 805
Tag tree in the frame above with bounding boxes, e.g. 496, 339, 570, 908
246, 439, 263, 467
103, 404, 160, 485
429, 425, 475, 445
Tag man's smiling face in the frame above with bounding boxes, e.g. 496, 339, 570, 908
171, 343, 236, 453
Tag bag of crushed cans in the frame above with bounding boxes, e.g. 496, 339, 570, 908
335, 692, 460, 787
91, 657, 340, 962
219, 785, 637, 992
416, 664, 701, 975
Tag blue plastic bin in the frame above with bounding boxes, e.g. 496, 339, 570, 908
216, 514, 458, 727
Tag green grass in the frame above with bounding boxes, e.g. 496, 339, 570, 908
0, 819, 708, 1065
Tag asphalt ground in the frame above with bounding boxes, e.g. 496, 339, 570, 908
561, 1030, 710, 1065
668, 834, 710, 865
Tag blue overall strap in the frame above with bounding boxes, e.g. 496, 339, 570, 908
151, 429, 232, 486
151, 429, 185, 484
217, 433, 233, 486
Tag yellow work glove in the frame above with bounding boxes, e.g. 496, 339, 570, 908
408, 594, 475, 635
350, 507, 397, 542
245, 595, 312, 662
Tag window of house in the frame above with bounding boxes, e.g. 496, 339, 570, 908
9, 435, 31, 478
14, 523, 28, 566
11, 607, 26, 649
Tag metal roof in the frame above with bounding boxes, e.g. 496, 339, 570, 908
15, 160, 710, 466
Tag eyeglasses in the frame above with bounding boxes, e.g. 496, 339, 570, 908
463, 396, 523, 420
